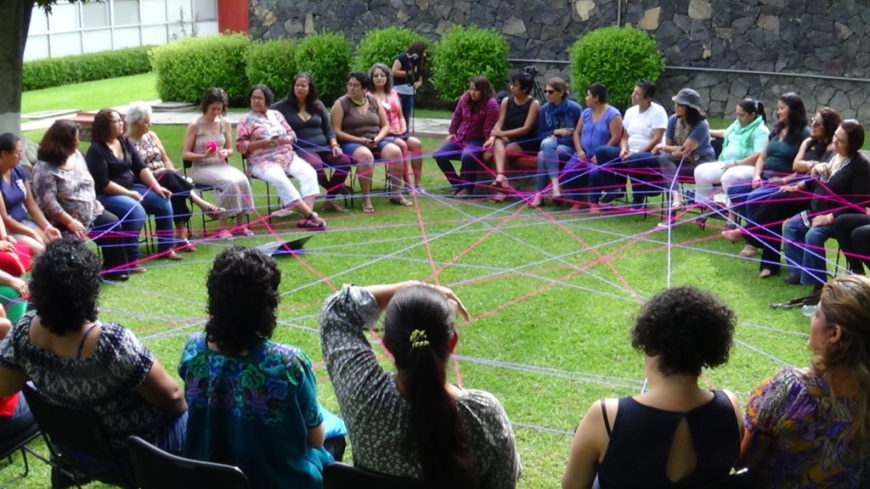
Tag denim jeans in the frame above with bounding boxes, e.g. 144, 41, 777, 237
536, 137, 574, 191
783, 214, 836, 285
99, 183, 175, 260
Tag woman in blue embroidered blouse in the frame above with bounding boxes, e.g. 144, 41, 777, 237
534, 77, 582, 207
179, 247, 333, 489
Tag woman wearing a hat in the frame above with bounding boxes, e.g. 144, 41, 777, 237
654, 88, 716, 211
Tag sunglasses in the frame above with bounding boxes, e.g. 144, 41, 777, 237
544, 89, 557, 94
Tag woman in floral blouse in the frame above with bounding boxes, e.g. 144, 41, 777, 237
739, 275, 870, 488
179, 247, 333, 489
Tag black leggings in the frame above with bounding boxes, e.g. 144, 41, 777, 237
154, 170, 195, 225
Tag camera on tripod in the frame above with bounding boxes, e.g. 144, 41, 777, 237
522, 65, 538, 78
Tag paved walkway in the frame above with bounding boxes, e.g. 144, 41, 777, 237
22, 101, 451, 138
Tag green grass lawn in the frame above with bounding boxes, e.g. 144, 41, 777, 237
1, 78, 835, 488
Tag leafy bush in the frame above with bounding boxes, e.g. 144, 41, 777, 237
569, 26, 664, 109
150, 33, 250, 105
295, 32, 352, 105
23, 46, 153, 91
245, 39, 298, 101
353, 26, 427, 72
430, 26, 508, 103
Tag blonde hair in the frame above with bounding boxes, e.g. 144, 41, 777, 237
818, 275, 870, 447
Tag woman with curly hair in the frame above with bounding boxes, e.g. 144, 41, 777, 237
562, 286, 742, 489
321, 281, 521, 488
0, 238, 187, 462
180, 247, 334, 489
739, 275, 870, 487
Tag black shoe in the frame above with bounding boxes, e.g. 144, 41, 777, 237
783, 274, 801, 285
599, 191, 625, 205
102, 272, 129, 282
630, 197, 646, 210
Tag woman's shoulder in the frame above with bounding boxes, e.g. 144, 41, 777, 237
457, 388, 508, 417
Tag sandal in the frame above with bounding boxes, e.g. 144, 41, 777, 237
178, 240, 198, 252
738, 245, 759, 257
389, 196, 413, 207
232, 227, 255, 237
296, 212, 326, 230
362, 202, 375, 214
203, 204, 225, 218
215, 229, 234, 240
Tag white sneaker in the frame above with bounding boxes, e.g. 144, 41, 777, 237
273, 207, 295, 218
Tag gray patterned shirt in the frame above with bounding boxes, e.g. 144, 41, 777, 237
320, 285, 521, 488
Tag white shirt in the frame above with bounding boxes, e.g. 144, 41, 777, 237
623, 102, 668, 153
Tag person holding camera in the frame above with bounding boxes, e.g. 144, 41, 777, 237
391, 42, 428, 132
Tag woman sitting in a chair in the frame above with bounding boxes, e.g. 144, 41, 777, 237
0, 238, 187, 454
180, 247, 336, 489
320, 281, 521, 489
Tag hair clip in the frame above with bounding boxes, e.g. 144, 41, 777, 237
409, 329, 430, 349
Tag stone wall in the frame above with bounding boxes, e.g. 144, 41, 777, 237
250, 0, 870, 120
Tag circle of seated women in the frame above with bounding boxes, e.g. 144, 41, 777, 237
236, 84, 326, 229
126, 102, 224, 252
86, 108, 179, 266
271, 73, 352, 213
182, 87, 254, 239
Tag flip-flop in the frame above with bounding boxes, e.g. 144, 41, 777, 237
362, 203, 375, 214
389, 197, 413, 207
204, 204, 225, 218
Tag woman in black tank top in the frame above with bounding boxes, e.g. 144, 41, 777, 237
484, 73, 540, 201
562, 286, 743, 489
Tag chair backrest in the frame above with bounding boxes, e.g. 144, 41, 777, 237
22, 383, 136, 487
127, 435, 251, 489
323, 462, 427, 489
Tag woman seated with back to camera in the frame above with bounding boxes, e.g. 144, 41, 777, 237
320, 281, 521, 488
563, 286, 742, 489
739, 275, 870, 487
271, 73, 352, 213
484, 71, 541, 202
180, 247, 334, 489
0, 238, 187, 456
236, 84, 326, 229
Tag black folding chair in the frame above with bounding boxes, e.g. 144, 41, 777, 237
0, 402, 42, 487
127, 435, 251, 489
323, 462, 427, 489
22, 384, 136, 489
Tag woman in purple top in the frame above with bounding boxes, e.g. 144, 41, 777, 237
563, 83, 623, 209
433, 76, 499, 198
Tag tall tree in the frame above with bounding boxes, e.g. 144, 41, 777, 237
0, 1, 87, 135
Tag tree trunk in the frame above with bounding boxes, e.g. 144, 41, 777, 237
0, 0, 34, 135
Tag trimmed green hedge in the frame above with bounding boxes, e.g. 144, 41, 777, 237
245, 39, 298, 101
430, 26, 508, 103
353, 26, 427, 72
150, 33, 251, 105
570, 26, 664, 109
295, 32, 352, 105
23, 46, 153, 91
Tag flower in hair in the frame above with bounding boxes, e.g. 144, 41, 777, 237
409, 329, 430, 349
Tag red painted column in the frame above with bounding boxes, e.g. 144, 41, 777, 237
217, 0, 249, 33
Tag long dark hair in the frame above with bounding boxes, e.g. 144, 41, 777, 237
807, 107, 841, 155
774, 92, 808, 145
465, 76, 494, 112
382, 286, 478, 488
287, 72, 322, 113
683, 106, 705, 127
37, 121, 79, 166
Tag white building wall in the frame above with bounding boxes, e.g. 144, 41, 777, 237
25, 0, 219, 61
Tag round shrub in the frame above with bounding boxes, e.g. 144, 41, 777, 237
430, 26, 508, 103
149, 33, 250, 105
245, 39, 298, 100
295, 32, 352, 105
353, 26, 427, 72
569, 26, 664, 109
